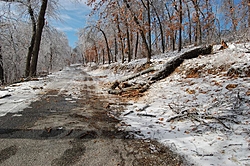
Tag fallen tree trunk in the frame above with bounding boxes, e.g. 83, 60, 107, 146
108, 45, 213, 95
109, 67, 155, 91
150, 45, 213, 81
120, 67, 155, 82
149, 56, 183, 81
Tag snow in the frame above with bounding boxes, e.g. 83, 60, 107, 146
92, 43, 250, 166
0, 80, 46, 116
1, 43, 250, 165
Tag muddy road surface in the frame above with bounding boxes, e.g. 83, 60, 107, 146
0, 65, 184, 166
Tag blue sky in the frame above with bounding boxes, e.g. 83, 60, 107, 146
49, 0, 91, 48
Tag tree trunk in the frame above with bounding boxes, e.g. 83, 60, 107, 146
130, 28, 134, 59
102, 49, 105, 65
49, 45, 53, 71
124, 3, 131, 63
165, 4, 176, 51
178, 0, 182, 52
198, 19, 202, 44
114, 35, 118, 62
0, 45, 4, 84
126, 22, 131, 62
99, 28, 111, 64
150, 45, 213, 81
115, 15, 125, 63
172, 32, 176, 51
25, 0, 36, 77
109, 45, 213, 95
230, 0, 237, 32
134, 32, 139, 59
248, 0, 250, 27
94, 45, 98, 63
192, 0, 202, 45
151, 2, 165, 53
29, 0, 48, 77
114, 3, 125, 63
141, 30, 151, 63
146, 0, 152, 56
186, 2, 192, 44
204, 0, 213, 43
124, 0, 151, 63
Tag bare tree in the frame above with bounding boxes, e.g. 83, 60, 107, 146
0, 45, 4, 84
1, 0, 49, 77
29, 0, 48, 76
165, 2, 176, 51
185, 1, 192, 44
115, 13, 125, 63
221, 0, 238, 32
0, 0, 71, 83
173, 0, 183, 51
191, 0, 202, 45
25, 0, 36, 77
81, 0, 248, 64
150, 0, 165, 53
123, 0, 151, 63
248, 0, 250, 27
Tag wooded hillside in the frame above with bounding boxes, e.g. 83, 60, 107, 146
0, 0, 249, 84
80, 0, 250, 64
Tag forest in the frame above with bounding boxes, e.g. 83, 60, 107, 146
0, 0, 249, 84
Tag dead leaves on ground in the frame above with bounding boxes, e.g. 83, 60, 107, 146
185, 88, 196, 94
225, 84, 238, 90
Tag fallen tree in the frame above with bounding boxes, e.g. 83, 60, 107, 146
150, 45, 213, 81
108, 45, 213, 95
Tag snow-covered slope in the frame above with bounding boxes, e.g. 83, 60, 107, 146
91, 43, 250, 166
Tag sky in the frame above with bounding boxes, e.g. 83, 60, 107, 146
49, 1, 91, 48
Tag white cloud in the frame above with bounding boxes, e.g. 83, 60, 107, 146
58, 0, 90, 11
59, 13, 72, 20
55, 26, 77, 32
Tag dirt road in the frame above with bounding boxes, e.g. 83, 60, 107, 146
0, 65, 184, 166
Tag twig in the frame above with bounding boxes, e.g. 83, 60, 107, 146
240, 159, 250, 161
137, 113, 156, 117
136, 105, 150, 112
109, 102, 133, 106
191, 150, 214, 157
167, 112, 232, 130
228, 144, 243, 147
166, 114, 188, 122
124, 111, 134, 116
218, 116, 240, 124
0, 94, 11, 99
204, 116, 231, 130
168, 104, 174, 110
192, 117, 207, 125
65, 129, 73, 136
